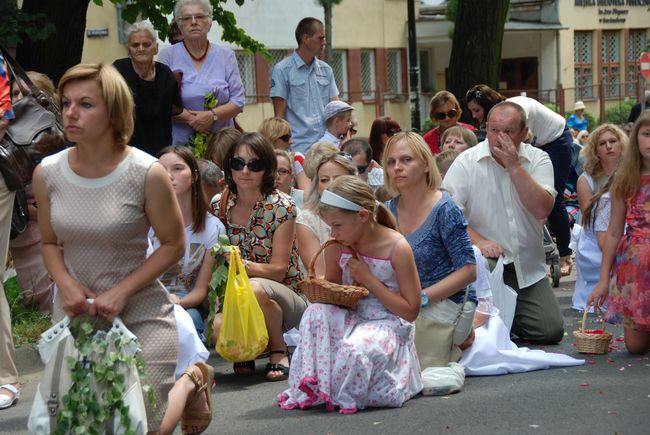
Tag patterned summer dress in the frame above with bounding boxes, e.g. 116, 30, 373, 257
278, 249, 422, 413
42, 147, 178, 430
606, 175, 650, 331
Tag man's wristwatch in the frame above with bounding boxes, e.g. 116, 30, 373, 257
211, 108, 218, 123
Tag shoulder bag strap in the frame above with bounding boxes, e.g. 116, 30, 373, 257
0, 46, 61, 120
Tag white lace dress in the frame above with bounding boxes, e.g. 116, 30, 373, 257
278, 251, 422, 413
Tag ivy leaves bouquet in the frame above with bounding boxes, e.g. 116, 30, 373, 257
55, 317, 154, 435
187, 91, 218, 159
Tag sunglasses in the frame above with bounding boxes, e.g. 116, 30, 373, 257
357, 165, 369, 174
279, 133, 292, 142
230, 157, 265, 172
434, 110, 458, 120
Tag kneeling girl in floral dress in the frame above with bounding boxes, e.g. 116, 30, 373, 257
278, 175, 423, 413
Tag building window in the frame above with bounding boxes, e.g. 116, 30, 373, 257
235, 51, 256, 104
267, 49, 288, 77
574, 31, 593, 99
601, 30, 620, 98
330, 50, 349, 101
386, 49, 403, 97
627, 30, 647, 97
360, 49, 376, 100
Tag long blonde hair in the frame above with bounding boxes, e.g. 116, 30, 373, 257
317, 175, 397, 230
581, 124, 627, 178
611, 111, 650, 201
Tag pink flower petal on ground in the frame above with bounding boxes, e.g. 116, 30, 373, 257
587, 360, 596, 365
607, 358, 615, 363
597, 391, 604, 396
580, 383, 590, 387
619, 367, 625, 371
608, 411, 619, 416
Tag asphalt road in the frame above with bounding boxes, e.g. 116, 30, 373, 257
2, 275, 648, 435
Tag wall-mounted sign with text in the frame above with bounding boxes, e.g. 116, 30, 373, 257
575, 0, 650, 24
86, 28, 109, 38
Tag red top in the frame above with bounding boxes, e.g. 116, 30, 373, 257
422, 122, 476, 155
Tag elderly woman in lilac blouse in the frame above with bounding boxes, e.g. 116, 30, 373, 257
158, 0, 245, 145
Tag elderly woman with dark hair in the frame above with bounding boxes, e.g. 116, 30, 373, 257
158, 0, 245, 145
211, 132, 307, 381
423, 91, 476, 155
113, 20, 182, 156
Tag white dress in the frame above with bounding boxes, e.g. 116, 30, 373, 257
572, 174, 611, 311
278, 251, 422, 413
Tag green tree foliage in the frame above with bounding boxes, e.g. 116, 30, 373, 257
604, 100, 635, 126
0, 0, 55, 47
105, 0, 266, 54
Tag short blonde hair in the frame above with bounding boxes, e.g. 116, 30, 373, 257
440, 125, 478, 148
303, 141, 339, 179
58, 63, 134, 145
429, 90, 462, 120
258, 117, 292, 145
382, 131, 441, 196
435, 149, 460, 176
581, 123, 627, 178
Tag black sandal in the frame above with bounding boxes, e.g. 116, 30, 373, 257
265, 350, 290, 382
233, 360, 255, 376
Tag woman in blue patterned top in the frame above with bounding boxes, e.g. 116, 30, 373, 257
384, 132, 477, 352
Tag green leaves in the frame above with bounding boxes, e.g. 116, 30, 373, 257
205, 237, 231, 342
56, 319, 153, 434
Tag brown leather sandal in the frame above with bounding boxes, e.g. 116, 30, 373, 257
181, 362, 215, 434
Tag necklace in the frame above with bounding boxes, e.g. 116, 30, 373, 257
183, 40, 210, 62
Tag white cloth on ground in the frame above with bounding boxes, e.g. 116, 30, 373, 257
459, 314, 584, 376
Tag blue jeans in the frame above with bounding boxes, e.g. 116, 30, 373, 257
185, 307, 205, 337
540, 127, 573, 257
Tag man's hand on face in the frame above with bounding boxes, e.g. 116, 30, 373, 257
491, 131, 520, 170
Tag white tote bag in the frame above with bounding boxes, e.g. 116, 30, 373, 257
28, 311, 148, 435
488, 256, 518, 332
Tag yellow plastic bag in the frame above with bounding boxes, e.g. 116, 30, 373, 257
216, 247, 269, 362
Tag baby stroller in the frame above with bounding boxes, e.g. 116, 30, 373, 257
544, 224, 561, 288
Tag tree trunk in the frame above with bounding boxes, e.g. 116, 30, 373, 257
16, 0, 91, 85
447, 0, 509, 124
323, 3, 332, 64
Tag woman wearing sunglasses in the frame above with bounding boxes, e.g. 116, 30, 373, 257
259, 117, 310, 195
212, 132, 307, 381
423, 90, 476, 156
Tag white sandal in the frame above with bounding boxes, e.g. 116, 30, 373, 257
0, 384, 20, 409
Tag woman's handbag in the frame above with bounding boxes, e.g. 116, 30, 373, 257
414, 286, 471, 368
28, 308, 148, 434
216, 246, 269, 362
0, 47, 66, 191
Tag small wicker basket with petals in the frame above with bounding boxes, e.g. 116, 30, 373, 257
573, 304, 613, 354
298, 240, 369, 309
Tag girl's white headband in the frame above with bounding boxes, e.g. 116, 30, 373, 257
320, 190, 363, 211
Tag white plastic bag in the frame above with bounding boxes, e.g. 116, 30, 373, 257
421, 363, 465, 396
488, 256, 518, 332
28, 310, 148, 435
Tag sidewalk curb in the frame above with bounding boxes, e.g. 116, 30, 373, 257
15, 346, 43, 375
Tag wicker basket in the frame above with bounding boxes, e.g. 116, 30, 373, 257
297, 240, 369, 309
573, 305, 613, 354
